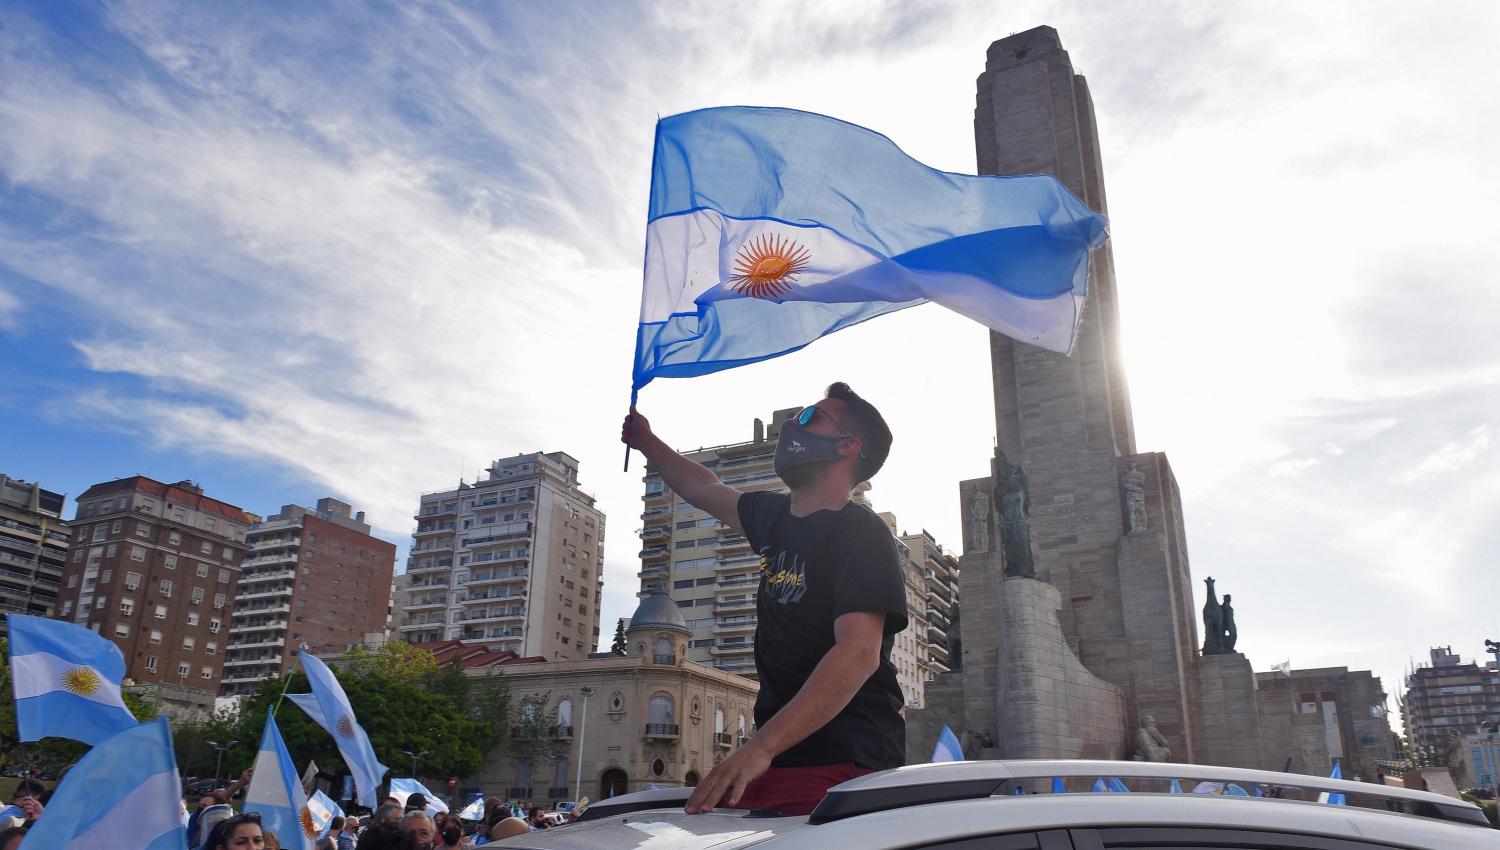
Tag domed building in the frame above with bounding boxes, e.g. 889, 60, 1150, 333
465, 587, 759, 803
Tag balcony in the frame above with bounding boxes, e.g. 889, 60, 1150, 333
398, 621, 445, 633
710, 642, 753, 657
639, 547, 668, 562
716, 555, 760, 572
714, 732, 733, 747
413, 505, 458, 521
405, 598, 448, 610
640, 526, 670, 543
221, 673, 269, 685
242, 552, 298, 568
716, 576, 759, 591
717, 659, 757, 674
653, 653, 676, 665
639, 566, 668, 580
239, 569, 295, 585
235, 586, 292, 603
457, 611, 525, 625
643, 723, 680, 739
235, 619, 288, 633
227, 636, 285, 651
466, 570, 527, 587
462, 524, 532, 548
232, 602, 290, 617
714, 618, 757, 635
407, 561, 449, 573
719, 537, 751, 553
715, 598, 755, 615
249, 536, 300, 551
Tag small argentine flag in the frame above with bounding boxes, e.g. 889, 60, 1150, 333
245, 714, 316, 850
457, 796, 486, 821
18, 717, 185, 850
1317, 759, 1346, 806
306, 789, 344, 840
390, 777, 450, 813
633, 106, 1109, 393
287, 649, 388, 808
6, 613, 137, 746
930, 725, 964, 762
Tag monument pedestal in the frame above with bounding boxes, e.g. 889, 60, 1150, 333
1195, 652, 1265, 769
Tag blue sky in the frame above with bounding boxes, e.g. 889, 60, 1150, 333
3, 0, 1499, 725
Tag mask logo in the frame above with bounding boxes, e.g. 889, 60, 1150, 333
788, 440, 805, 453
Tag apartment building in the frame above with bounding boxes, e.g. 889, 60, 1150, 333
0, 474, 69, 628
397, 451, 605, 660
874, 514, 959, 709
1402, 645, 1500, 759
221, 497, 396, 697
59, 477, 255, 713
640, 408, 881, 679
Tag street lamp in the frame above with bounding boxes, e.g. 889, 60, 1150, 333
402, 749, 429, 779
573, 687, 592, 803
208, 739, 239, 787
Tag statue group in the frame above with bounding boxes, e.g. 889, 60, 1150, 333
1201, 576, 1238, 655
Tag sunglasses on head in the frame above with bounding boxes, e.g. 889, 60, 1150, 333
223, 812, 263, 827
795, 405, 866, 459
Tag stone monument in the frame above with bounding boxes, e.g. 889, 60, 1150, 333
908, 26, 1268, 772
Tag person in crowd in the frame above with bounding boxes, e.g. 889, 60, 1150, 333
404, 793, 429, 814
11, 779, 45, 826
186, 791, 217, 845
0, 825, 26, 850
526, 807, 550, 831
205, 812, 267, 850
433, 812, 469, 849
399, 810, 437, 850
356, 823, 419, 850
371, 802, 404, 829
478, 799, 527, 843
338, 815, 360, 849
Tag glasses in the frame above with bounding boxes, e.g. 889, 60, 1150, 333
795, 405, 866, 459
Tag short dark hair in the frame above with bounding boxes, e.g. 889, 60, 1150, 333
356, 823, 420, 850
330, 816, 345, 832
12, 779, 44, 798
825, 382, 892, 482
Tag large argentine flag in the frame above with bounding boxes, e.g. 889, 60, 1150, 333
633, 107, 1109, 391
18, 717, 185, 850
245, 714, 315, 850
390, 777, 450, 813
287, 649, 388, 808
6, 614, 137, 746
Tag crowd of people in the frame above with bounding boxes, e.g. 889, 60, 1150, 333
0, 771, 575, 850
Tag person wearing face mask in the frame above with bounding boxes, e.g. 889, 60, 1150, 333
432, 813, 468, 848
622, 382, 906, 817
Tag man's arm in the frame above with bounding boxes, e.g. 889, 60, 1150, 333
622, 408, 745, 532
684, 611, 884, 813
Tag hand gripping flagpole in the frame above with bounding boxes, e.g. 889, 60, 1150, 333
624, 389, 637, 472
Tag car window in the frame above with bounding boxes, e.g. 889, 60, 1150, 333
1082, 826, 1409, 849
909, 833, 1043, 849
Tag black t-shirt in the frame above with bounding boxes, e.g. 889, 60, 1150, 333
738, 491, 909, 771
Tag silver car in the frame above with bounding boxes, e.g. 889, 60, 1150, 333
491, 760, 1498, 849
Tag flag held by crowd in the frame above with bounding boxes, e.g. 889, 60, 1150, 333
306, 789, 344, 840
18, 717, 185, 850
390, 777, 450, 814
287, 649, 388, 808
6, 613, 137, 746
632, 106, 1110, 394
930, 725, 964, 762
245, 714, 315, 850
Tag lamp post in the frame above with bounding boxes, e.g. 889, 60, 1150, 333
402, 749, 429, 780
208, 739, 239, 787
572, 686, 592, 803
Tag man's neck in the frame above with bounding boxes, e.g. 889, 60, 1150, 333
788, 478, 853, 517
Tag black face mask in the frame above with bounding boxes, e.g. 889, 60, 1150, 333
773, 417, 845, 483
441, 827, 462, 845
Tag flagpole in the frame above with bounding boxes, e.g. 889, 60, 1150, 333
270, 649, 304, 717
623, 388, 639, 472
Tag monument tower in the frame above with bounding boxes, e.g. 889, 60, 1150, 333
910, 25, 1247, 769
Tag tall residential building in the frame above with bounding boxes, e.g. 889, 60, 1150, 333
59, 477, 255, 712
642, 408, 903, 679
396, 451, 605, 660
1401, 645, 1500, 760
0, 474, 69, 628
221, 498, 396, 697
875, 514, 959, 709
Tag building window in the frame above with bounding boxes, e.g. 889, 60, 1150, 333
144, 655, 157, 672
110, 520, 122, 534
134, 523, 150, 538
61, 601, 72, 616
100, 569, 112, 584
219, 569, 229, 584
67, 574, 78, 588
201, 667, 213, 680
120, 598, 134, 616
113, 623, 128, 638
159, 579, 173, 597
169, 531, 181, 545
105, 544, 116, 557
73, 549, 83, 563
200, 541, 212, 554
196, 562, 208, 577
213, 593, 225, 608
191, 587, 204, 604
154, 605, 166, 619
130, 546, 146, 562
183, 636, 195, 650
205, 641, 216, 655
177, 662, 190, 677
164, 554, 177, 570
188, 612, 199, 626
209, 618, 221, 633
149, 630, 162, 644
124, 572, 141, 590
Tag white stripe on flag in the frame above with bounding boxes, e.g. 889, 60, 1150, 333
10, 651, 128, 709
246, 748, 294, 808
68, 769, 182, 850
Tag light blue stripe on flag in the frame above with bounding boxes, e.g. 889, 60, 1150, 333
930, 725, 964, 762
18, 716, 185, 850
633, 106, 1109, 392
288, 650, 388, 808
6, 613, 137, 746
1051, 777, 1066, 794
1319, 759, 1346, 805
245, 714, 314, 850
390, 777, 449, 813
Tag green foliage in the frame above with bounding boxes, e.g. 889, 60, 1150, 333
508, 691, 568, 766
611, 619, 628, 656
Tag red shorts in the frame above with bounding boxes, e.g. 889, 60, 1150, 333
734, 763, 873, 816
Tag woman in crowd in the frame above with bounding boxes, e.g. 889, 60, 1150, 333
205, 812, 268, 850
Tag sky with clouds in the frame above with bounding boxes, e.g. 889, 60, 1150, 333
2, 1, 1498, 733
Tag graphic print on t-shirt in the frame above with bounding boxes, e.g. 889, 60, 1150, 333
760, 548, 809, 605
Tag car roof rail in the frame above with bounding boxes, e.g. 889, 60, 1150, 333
807, 760, 1491, 828
575, 786, 693, 823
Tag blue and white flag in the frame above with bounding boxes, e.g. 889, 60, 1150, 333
1169, 779, 1184, 794
18, 717, 184, 850
930, 725, 964, 762
632, 106, 1110, 392
457, 796, 485, 821
306, 789, 344, 840
287, 649, 388, 808
245, 714, 315, 850
1318, 760, 1346, 806
390, 777, 449, 813
6, 614, 137, 746
1051, 777, 1066, 794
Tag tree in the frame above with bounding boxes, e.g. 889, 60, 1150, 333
507, 692, 569, 783
611, 619, 628, 656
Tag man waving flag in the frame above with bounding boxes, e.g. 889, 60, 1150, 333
6, 613, 137, 746
632, 106, 1108, 395
287, 648, 388, 808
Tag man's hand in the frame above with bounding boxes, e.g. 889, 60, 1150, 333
17, 796, 43, 819
622, 407, 655, 452
684, 740, 774, 814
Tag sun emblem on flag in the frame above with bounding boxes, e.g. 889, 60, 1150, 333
60, 666, 102, 697
300, 805, 318, 837
729, 233, 810, 299
335, 713, 356, 739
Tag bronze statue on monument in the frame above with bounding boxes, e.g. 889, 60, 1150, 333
995, 451, 1036, 578
1202, 578, 1239, 655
